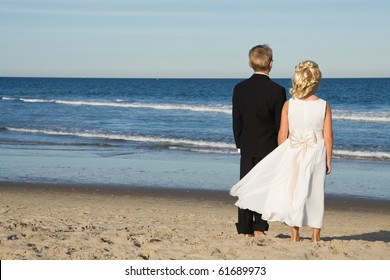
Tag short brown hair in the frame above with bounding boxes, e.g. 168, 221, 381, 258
248, 44, 273, 72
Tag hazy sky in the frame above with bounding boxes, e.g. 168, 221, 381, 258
1, 0, 389, 78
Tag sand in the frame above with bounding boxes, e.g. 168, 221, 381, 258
0, 182, 389, 260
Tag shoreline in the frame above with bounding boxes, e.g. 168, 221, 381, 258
1, 180, 390, 205
1, 181, 389, 260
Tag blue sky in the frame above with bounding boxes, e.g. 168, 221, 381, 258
1, 0, 389, 78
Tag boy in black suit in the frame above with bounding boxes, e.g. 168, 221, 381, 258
232, 44, 286, 237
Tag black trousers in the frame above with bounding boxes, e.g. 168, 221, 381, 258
235, 155, 269, 234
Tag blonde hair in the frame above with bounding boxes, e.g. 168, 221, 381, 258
290, 60, 322, 99
248, 44, 273, 72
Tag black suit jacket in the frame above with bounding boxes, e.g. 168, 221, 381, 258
232, 74, 286, 159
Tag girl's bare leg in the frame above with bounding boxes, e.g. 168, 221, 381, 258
311, 228, 321, 242
291, 226, 300, 242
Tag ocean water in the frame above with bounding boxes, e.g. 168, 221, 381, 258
0, 77, 389, 199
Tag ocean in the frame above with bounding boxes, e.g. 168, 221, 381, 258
0, 77, 389, 200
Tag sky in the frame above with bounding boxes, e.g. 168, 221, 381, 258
1, 0, 389, 78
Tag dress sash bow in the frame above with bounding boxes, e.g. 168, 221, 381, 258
289, 130, 317, 150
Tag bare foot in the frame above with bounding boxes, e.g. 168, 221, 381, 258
311, 237, 320, 243
292, 236, 301, 242
291, 226, 300, 242
311, 228, 321, 243
244, 234, 255, 238
254, 230, 266, 237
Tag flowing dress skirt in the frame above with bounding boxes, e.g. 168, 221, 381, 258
230, 135, 326, 228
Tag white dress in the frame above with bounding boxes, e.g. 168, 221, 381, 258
230, 98, 327, 228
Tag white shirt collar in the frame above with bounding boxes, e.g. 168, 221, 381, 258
254, 72, 269, 76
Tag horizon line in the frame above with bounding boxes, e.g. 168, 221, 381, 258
1, 76, 390, 80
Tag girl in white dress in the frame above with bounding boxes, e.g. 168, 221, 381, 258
230, 61, 334, 242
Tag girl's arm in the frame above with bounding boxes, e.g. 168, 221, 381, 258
323, 102, 334, 174
278, 100, 289, 145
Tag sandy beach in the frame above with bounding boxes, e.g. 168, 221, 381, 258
0, 182, 389, 260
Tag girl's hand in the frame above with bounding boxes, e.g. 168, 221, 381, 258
326, 162, 332, 174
